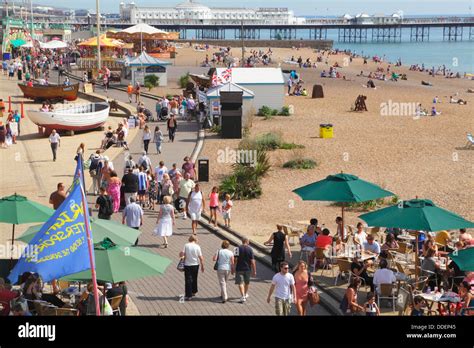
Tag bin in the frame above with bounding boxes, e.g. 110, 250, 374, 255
320, 124, 333, 138
198, 158, 209, 182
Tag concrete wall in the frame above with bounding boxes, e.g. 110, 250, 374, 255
181, 39, 333, 50
240, 84, 284, 110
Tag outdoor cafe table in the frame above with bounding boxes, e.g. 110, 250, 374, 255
397, 234, 416, 242
336, 252, 375, 262
418, 292, 461, 315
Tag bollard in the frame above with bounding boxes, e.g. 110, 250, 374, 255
8, 96, 12, 112
20, 102, 24, 118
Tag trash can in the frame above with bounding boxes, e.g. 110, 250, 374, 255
320, 124, 333, 138
198, 158, 209, 182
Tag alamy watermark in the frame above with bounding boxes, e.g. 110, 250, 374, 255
217, 147, 257, 167
380, 100, 420, 118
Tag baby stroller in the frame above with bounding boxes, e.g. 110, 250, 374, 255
143, 108, 153, 121
159, 107, 169, 121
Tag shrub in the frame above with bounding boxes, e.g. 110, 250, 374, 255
254, 132, 282, 151
283, 158, 317, 169
279, 142, 305, 150
144, 75, 159, 91
257, 105, 272, 116
271, 109, 279, 116
264, 113, 273, 120
279, 106, 291, 116
179, 72, 190, 88
209, 125, 221, 134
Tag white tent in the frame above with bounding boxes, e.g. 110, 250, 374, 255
215, 68, 284, 110
122, 52, 171, 86
122, 23, 168, 35
41, 40, 68, 49
206, 82, 255, 123
21, 41, 34, 48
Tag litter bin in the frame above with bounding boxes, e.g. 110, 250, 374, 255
320, 124, 333, 138
198, 158, 209, 182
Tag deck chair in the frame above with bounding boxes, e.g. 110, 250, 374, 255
377, 283, 398, 312
334, 258, 352, 286
466, 133, 474, 149
109, 295, 123, 316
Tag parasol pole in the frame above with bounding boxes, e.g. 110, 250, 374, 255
415, 231, 420, 286
96, 0, 101, 76
341, 203, 345, 242
9, 224, 15, 270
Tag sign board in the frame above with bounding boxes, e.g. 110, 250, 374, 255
145, 65, 166, 73
211, 101, 220, 116
83, 83, 93, 94
133, 70, 145, 85
128, 117, 136, 129
197, 91, 207, 104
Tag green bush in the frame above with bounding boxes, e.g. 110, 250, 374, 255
257, 105, 272, 116
271, 109, 279, 116
283, 158, 317, 169
179, 72, 190, 88
264, 113, 273, 120
279, 142, 305, 150
279, 106, 290, 116
254, 132, 282, 151
209, 125, 221, 134
144, 75, 159, 91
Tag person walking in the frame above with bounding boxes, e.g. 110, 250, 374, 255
182, 156, 196, 180
266, 261, 296, 316
180, 235, 204, 301
177, 172, 195, 219
127, 82, 133, 103
122, 167, 139, 206
234, 238, 257, 303
213, 240, 235, 303
208, 186, 220, 227
167, 114, 177, 143
142, 125, 152, 153
160, 174, 174, 204
137, 166, 148, 207
107, 171, 122, 213
48, 129, 60, 161
88, 151, 103, 195
187, 183, 206, 234
95, 187, 114, 220
293, 260, 314, 316
264, 224, 292, 273
134, 81, 141, 103
122, 196, 143, 246
153, 126, 164, 154
153, 196, 175, 248
49, 182, 66, 210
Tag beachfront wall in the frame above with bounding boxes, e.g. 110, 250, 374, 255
215, 68, 285, 111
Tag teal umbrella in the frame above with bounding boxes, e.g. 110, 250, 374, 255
18, 218, 141, 246
62, 238, 172, 283
293, 173, 395, 239
359, 199, 474, 282
449, 248, 474, 271
10, 39, 26, 48
358, 199, 474, 232
0, 194, 54, 267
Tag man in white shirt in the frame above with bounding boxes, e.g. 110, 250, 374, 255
179, 235, 204, 301
177, 173, 195, 219
363, 235, 381, 255
137, 151, 152, 171
266, 261, 296, 316
373, 259, 396, 294
154, 161, 168, 184
48, 129, 61, 161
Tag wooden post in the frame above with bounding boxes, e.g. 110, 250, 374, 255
8, 97, 12, 113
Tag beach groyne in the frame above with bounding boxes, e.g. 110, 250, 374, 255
181, 39, 333, 50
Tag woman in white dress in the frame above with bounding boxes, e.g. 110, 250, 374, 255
187, 183, 206, 235
153, 195, 175, 248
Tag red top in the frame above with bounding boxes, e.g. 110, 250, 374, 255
316, 235, 333, 249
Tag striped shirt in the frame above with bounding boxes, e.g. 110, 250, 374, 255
138, 172, 148, 191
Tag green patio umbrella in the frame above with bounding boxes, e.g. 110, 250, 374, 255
359, 198, 474, 282
18, 218, 141, 246
0, 194, 54, 267
10, 39, 26, 48
449, 248, 474, 272
62, 238, 172, 283
292, 173, 394, 239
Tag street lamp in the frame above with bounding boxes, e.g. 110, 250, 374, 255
96, 0, 101, 73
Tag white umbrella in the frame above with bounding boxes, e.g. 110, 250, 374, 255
21, 41, 34, 48
121, 23, 168, 35
41, 40, 68, 49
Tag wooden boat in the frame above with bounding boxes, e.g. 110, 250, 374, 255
18, 83, 79, 101
27, 102, 110, 132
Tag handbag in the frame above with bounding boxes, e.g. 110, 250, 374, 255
308, 286, 320, 307
213, 250, 220, 271
177, 257, 185, 272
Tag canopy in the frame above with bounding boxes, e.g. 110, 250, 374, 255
62, 238, 172, 283
122, 23, 168, 35
124, 52, 171, 67
449, 248, 474, 271
41, 40, 68, 49
0, 194, 54, 225
10, 39, 26, 48
107, 24, 179, 41
19, 218, 141, 246
358, 199, 474, 232
21, 41, 34, 48
78, 34, 127, 48
206, 82, 255, 99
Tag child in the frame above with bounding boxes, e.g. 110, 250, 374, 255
411, 295, 425, 316
137, 166, 148, 207
222, 193, 233, 228
148, 172, 158, 210
208, 186, 220, 227
364, 292, 380, 316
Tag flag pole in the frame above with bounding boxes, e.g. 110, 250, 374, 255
77, 157, 101, 316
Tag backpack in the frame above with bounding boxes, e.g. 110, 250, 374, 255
141, 158, 148, 170
103, 196, 114, 216
89, 157, 100, 171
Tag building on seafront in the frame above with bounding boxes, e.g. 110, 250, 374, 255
119, 0, 306, 25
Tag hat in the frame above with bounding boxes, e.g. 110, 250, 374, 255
104, 156, 109, 161
105, 283, 112, 290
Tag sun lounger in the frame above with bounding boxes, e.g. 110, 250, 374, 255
466, 133, 474, 149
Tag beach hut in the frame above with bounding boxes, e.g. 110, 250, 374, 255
206, 82, 255, 125
122, 52, 172, 86
214, 68, 285, 110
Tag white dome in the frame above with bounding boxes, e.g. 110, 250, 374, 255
392, 13, 401, 18
343, 14, 353, 19
175, 0, 210, 11
360, 13, 370, 18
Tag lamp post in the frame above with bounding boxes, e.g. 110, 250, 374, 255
30, 0, 34, 40
96, 0, 101, 75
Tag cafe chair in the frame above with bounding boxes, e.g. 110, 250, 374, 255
109, 295, 123, 316
334, 258, 352, 286
313, 247, 335, 277
55, 308, 79, 316
377, 283, 398, 312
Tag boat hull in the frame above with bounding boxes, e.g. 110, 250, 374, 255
27, 102, 110, 132
18, 83, 79, 101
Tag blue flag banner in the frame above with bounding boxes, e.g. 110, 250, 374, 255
8, 182, 92, 284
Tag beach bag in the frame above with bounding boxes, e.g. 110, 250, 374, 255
177, 257, 185, 272
308, 286, 320, 307
213, 250, 220, 271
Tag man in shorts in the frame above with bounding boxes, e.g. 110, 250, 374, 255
234, 238, 257, 303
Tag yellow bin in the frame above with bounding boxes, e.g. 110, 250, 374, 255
320, 124, 334, 138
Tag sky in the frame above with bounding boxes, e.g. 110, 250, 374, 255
33, 0, 473, 16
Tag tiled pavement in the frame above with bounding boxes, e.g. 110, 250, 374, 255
86, 84, 330, 316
